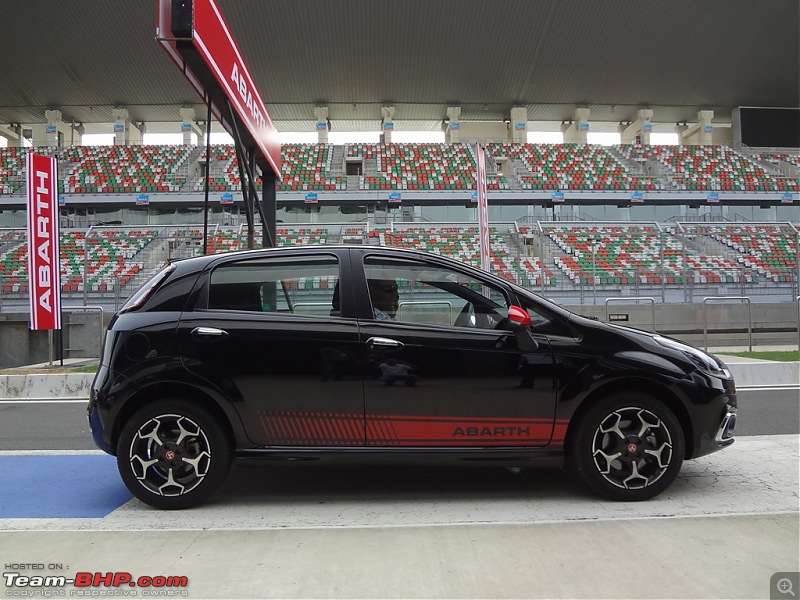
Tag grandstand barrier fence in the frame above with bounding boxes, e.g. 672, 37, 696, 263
703, 297, 753, 352
0, 299, 796, 368
2, 222, 799, 308
605, 297, 656, 332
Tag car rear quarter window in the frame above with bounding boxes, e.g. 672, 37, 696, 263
141, 273, 200, 312
120, 263, 176, 313
208, 256, 340, 317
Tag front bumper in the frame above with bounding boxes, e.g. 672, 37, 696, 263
715, 411, 737, 445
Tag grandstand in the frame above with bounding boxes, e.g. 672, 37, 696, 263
0, 1, 797, 313
1, 217, 796, 308
0, 142, 798, 309
2, 143, 799, 198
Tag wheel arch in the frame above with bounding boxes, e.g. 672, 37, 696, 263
563, 376, 695, 460
110, 381, 242, 454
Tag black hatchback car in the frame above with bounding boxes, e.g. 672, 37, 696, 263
89, 245, 737, 509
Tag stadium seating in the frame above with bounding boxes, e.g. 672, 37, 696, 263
193, 146, 239, 192
351, 143, 477, 190
754, 152, 800, 191
544, 224, 749, 285
1, 141, 798, 298
199, 226, 331, 252
371, 225, 554, 286
704, 224, 798, 282
1, 220, 796, 296
62, 145, 191, 193
0, 228, 156, 293
616, 144, 790, 191
4, 142, 800, 195
277, 227, 329, 246
488, 143, 661, 191
0, 229, 28, 293
279, 144, 346, 191
195, 144, 345, 192
0, 148, 26, 194
75, 228, 155, 291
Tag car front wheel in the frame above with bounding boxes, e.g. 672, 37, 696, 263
117, 400, 232, 510
571, 393, 685, 501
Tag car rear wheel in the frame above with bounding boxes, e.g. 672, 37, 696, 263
571, 393, 685, 501
117, 400, 232, 510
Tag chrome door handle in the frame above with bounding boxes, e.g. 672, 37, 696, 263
191, 326, 228, 339
366, 336, 404, 351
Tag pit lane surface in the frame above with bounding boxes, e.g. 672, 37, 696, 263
1, 387, 798, 599
0, 388, 798, 450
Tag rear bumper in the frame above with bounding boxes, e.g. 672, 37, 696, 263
88, 405, 114, 455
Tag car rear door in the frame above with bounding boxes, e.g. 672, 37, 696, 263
178, 248, 365, 447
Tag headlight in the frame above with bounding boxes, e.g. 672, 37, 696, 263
653, 335, 732, 379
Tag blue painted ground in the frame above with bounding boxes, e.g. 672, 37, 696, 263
0, 455, 132, 518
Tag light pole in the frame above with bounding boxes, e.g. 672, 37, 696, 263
590, 241, 599, 305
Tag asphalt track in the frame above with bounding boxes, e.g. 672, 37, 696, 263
1, 388, 798, 599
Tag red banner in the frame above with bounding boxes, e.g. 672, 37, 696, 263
156, 0, 281, 177
26, 153, 61, 330
475, 144, 490, 272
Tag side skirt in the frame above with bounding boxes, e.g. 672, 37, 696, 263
235, 446, 565, 468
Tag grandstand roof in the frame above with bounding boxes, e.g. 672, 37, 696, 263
1, 0, 797, 132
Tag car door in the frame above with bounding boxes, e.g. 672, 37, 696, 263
178, 249, 365, 447
354, 251, 558, 448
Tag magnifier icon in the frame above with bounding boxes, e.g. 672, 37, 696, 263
777, 578, 796, 597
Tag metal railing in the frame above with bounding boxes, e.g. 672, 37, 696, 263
703, 296, 752, 352
43, 305, 104, 366
604, 297, 656, 331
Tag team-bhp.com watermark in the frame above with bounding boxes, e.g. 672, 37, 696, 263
3, 564, 189, 597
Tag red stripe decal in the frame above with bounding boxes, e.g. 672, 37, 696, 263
258, 411, 566, 447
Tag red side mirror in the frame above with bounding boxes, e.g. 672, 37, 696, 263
508, 305, 531, 328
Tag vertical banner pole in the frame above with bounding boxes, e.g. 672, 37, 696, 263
203, 98, 212, 255
475, 143, 490, 272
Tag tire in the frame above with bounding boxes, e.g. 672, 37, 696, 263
570, 393, 685, 501
116, 400, 233, 510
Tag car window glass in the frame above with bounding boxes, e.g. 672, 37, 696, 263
516, 295, 572, 337
143, 273, 198, 312
364, 257, 509, 329
208, 256, 340, 316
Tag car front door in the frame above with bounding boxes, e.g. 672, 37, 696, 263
178, 249, 365, 447
355, 252, 558, 448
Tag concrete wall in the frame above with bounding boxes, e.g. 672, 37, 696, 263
0, 310, 105, 368
573, 302, 799, 349
0, 303, 797, 368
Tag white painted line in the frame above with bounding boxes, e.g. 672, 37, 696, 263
737, 385, 800, 391
0, 449, 107, 456
0, 510, 797, 534
0, 398, 88, 403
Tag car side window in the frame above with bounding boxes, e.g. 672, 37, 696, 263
364, 256, 509, 329
208, 256, 340, 317
515, 295, 573, 337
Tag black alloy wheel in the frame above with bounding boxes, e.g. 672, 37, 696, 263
117, 400, 232, 510
571, 393, 685, 501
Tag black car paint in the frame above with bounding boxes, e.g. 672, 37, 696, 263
89, 245, 735, 469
